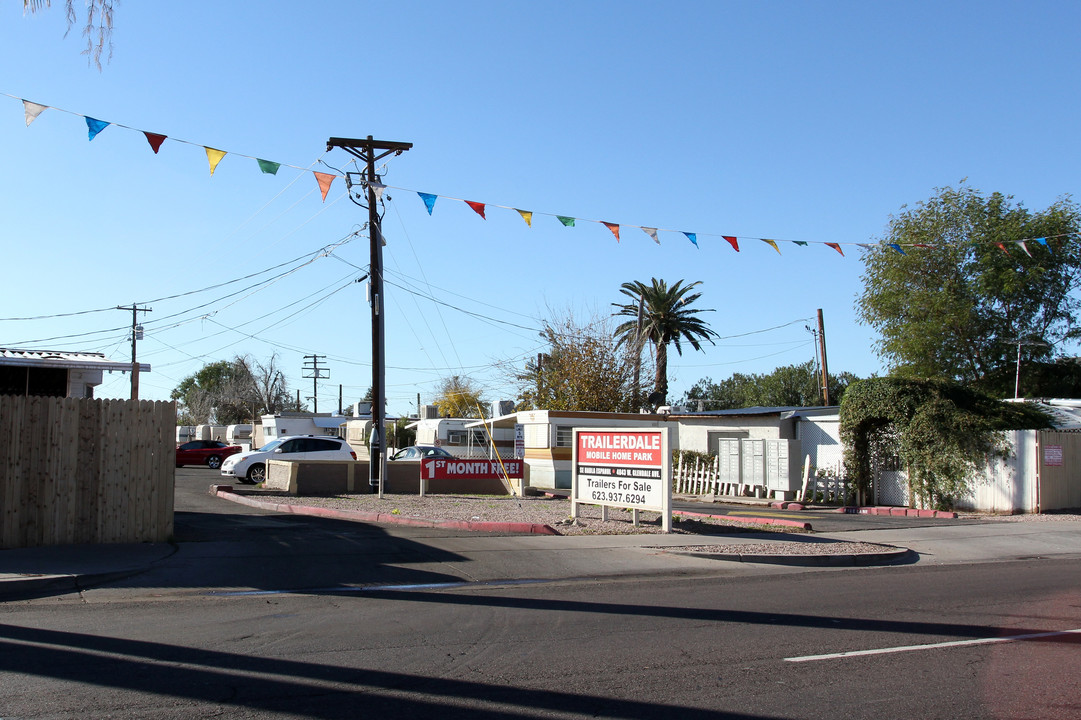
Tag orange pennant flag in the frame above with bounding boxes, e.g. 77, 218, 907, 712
761, 239, 781, 255
603, 222, 620, 242
314, 172, 336, 202
466, 201, 487, 219
825, 242, 845, 256
205, 147, 227, 175
516, 209, 533, 227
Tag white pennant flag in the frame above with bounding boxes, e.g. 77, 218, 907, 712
369, 181, 387, 200
641, 227, 660, 244
23, 100, 47, 127
1017, 240, 1032, 257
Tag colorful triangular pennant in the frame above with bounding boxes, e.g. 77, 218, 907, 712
143, 132, 167, 154
683, 232, 698, 247
889, 243, 907, 255
723, 235, 739, 252
761, 239, 781, 255
516, 209, 533, 227
557, 216, 576, 227
85, 117, 109, 141
642, 227, 659, 244
603, 222, 620, 242
1017, 240, 1032, 257
22, 100, 47, 126
205, 147, 227, 175
314, 171, 335, 202
257, 159, 280, 175
825, 242, 844, 256
466, 201, 487, 219
369, 181, 386, 200
793, 241, 808, 247
418, 192, 437, 214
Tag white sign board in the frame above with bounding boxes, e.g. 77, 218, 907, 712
572, 427, 671, 532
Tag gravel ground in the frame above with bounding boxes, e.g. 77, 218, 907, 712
247, 492, 899, 556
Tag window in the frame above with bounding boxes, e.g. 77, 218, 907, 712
555, 426, 573, 448
447, 430, 466, 445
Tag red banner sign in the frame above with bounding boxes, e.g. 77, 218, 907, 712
422, 458, 524, 480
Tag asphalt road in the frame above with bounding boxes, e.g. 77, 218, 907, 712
0, 468, 1077, 719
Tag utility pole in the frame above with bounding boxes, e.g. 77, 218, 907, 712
327, 135, 413, 490
817, 308, 830, 406
302, 355, 329, 413
116, 304, 151, 400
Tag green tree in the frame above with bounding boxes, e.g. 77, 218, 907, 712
23, 0, 117, 69
612, 278, 719, 406
433, 375, 485, 418
684, 361, 859, 410
858, 185, 1081, 396
514, 311, 647, 413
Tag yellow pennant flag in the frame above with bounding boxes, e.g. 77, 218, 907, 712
516, 209, 533, 227
314, 172, 336, 202
205, 147, 227, 176
762, 239, 781, 255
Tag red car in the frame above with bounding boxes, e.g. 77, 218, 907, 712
175, 440, 242, 469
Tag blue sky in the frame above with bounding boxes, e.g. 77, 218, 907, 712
2, 1, 1078, 415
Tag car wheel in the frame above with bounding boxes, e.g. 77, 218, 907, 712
206, 455, 222, 470
246, 463, 266, 484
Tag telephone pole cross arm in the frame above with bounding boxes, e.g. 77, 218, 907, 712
326, 136, 412, 492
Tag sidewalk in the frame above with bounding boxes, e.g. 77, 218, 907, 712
4, 493, 1078, 600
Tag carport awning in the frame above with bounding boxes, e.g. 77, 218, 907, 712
464, 412, 518, 430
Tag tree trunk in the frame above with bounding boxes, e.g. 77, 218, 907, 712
654, 342, 668, 406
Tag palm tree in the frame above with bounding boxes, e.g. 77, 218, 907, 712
612, 278, 718, 407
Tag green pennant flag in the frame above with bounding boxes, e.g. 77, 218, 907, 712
257, 159, 281, 175
557, 216, 576, 227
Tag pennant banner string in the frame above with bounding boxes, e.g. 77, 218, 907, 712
4, 92, 325, 176
6, 93, 1074, 256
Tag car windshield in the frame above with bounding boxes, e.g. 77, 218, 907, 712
256, 439, 284, 452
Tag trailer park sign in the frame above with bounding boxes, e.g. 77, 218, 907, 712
572, 428, 672, 532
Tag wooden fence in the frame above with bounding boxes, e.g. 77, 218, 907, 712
0, 396, 175, 548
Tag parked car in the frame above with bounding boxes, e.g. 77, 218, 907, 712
220, 435, 357, 484
176, 440, 242, 469
389, 445, 455, 461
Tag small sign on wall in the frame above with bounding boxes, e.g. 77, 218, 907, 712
1044, 445, 1063, 467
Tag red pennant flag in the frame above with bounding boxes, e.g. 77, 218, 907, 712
603, 222, 620, 242
723, 235, 739, 252
996, 242, 1009, 255
314, 172, 335, 202
825, 242, 844, 256
143, 132, 167, 154
466, 201, 487, 219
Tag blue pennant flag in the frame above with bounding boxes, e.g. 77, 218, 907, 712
889, 243, 907, 255
85, 117, 109, 141
418, 192, 437, 215
683, 232, 698, 247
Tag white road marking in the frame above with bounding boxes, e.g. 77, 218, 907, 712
785, 628, 1081, 663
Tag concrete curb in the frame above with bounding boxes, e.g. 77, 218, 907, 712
673, 509, 813, 531
664, 546, 917, 567
837, 506, 958, 519
213, 486, 561, 535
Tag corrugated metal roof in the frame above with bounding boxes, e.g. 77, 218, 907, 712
0, 347, 149, 372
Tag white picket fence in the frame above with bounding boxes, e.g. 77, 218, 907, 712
672, 453, 852, 504
672, 454, 760, 497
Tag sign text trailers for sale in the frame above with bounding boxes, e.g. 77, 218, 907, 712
573, 428, 670, 514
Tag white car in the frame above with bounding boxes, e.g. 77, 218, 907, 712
221, 435, 357, 484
